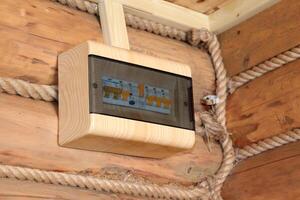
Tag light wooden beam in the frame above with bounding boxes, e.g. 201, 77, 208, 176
209, 0, 280, 34
119, 0, 209, 31
94, 0, 280, 35
92, 0, 210, 32
98, 0, 130, 49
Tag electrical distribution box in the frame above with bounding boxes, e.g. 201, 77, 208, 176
58, 41, 195, 158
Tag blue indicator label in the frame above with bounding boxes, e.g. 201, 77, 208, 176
102, 76, 171, 114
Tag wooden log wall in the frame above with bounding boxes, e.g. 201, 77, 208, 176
221, 0, 300, 199
0, 0, 221, 199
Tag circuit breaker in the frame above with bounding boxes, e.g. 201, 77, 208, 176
58, 41, 195, 158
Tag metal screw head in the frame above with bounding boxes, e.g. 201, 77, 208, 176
92, 83, 98, 89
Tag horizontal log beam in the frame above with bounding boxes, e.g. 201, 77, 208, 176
227, 60, 300, 147
0, 178, 138, 199
234, 141, 300, 175
222, 141, 300, 200
0, 0, 222, 185
219, 0, 300, 76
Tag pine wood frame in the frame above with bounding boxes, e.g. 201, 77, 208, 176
94, 0, 280, 34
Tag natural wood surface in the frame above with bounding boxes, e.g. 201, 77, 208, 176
91, 0, 209, 31
227, 60, 300, 147
219, 0, 300, 76
165, 0, 228, 14
59, 41, 195, 158
234, 140, 300, 175
209, 0, 279, 34
0, 93, 221, 185
0, 0, 221, 190
222, 141, 300, 200
99, 0, 130, 49
220, 1, 300, 199
0, 178, 138, 200
221, 0, 300, 146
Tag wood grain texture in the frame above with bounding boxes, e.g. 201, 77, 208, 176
222, 142, 300, 200
209, 0, 280, 34
0, 0, 221, 187
223, 0, 300, 146
87, 41, 193, 77
233, 140, 300, 175
0, 178, 138, 200
90, 0, 209, 31
227, 49, 300, 147
99, 0, 130, 49
58, 41, 195, 158
219, 1, 300, 199
0, 93, 221, 185
0, 0, 103, 85
59, 41, 195, 158
219, 0, 300, 76
165, 0, 228, 14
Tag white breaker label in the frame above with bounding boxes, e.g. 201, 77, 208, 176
102, 76, 171, 114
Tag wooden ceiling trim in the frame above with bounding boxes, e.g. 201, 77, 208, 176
91, 0, 279, 34
92, 0, 210, 32
164, 0, 229, 14
209, 0, 280, 33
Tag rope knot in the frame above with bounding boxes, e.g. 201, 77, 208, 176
187, 28, 212, 46
195, 111, 225, 142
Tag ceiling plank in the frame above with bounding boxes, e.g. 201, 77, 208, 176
210, 0, 280, 34
164, 0, 228, 14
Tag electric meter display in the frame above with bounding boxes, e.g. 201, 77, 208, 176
89, 55, 194, 130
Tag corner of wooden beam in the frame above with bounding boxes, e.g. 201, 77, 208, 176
208, 0, 281, 34
118, 0, 210, 31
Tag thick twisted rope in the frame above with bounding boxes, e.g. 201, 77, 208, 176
51, 0, 187, 41
0, 77, 57, 101
0, 0, 297, 199
0, 28, 232, 200
0, 164, 210, 200
236, 128, 300, 161
188, 29, 234, 200
228, 45, 300, 93
187, 29, 227, 129
0, 98, 227, 200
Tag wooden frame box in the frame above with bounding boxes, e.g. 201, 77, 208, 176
58, 41, 195, 158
